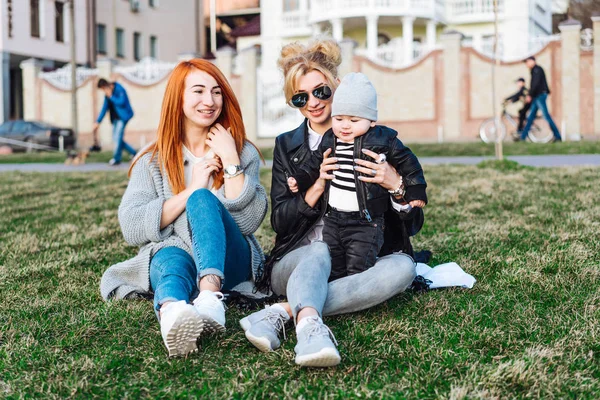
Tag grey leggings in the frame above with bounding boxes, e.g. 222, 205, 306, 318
271, 241, 417, 319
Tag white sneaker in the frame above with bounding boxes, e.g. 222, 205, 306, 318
192, 290, 226, 335
159, 300, 203, 357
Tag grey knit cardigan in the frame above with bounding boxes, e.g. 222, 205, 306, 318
100, 141, 268, 301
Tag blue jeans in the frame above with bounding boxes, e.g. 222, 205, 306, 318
271, 241, 416, 320
112, 119, 137, 163
520, 93, 561, 140
150, 189, 251, 312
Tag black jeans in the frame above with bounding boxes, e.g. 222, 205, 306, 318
323, 209, 385, 282
518, 102, 531, 132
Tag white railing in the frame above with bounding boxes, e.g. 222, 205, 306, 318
446, 0, 504, 22
281, 10, 310, 30
257, 67, 303, 138
309, 0, 441, 23
40, 64, 98, 90
356, 39, 426, 69
114, 57, 177, 86
465, 34, 560, 62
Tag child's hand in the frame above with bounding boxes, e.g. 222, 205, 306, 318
409, 200, 426, 208
287, 177, 299, 193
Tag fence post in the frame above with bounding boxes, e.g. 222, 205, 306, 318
559, 19, 582, 140
339, 39, 356, 78
441, 30, 463, 139
215, 46, 236, 82
240, 46, 258, 142
20, 59, 43, 121
592, 13, 600, 135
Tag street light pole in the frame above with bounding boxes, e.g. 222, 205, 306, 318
68, 0, 79, 150
492, 0, 503, 160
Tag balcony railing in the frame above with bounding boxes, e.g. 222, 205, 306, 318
356, 39, 426, 69
446, 0, 504, 23
308, 0, 445, 23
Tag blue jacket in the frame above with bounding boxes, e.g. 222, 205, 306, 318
97, 82, 134, 123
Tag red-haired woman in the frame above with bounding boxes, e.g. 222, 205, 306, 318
100, 59, 267, 357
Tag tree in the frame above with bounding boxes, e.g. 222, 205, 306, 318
555, 0, 600, 30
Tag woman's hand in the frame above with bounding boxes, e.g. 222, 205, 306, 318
314, 148, 338, 189
190, 158, 222, 190
354, 148, 401, 191
207, 123, 240, 165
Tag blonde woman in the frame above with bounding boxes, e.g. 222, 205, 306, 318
241, 39, 424, 367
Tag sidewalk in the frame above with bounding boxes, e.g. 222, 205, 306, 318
1, 154, 600, 172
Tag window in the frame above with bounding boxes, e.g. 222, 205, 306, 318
55, 1, 65, 42
116, 28, 125, 57
134, 32, 142, 61
97, 24, 107, 54
149, 0, 158, 8
30, 0, 40, 38
150, 35, 158, 58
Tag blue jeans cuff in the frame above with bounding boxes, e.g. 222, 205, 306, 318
198, 268, 226, 285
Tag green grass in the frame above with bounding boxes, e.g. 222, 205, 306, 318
1, 165, 599, 398
407, 140, 600, 157
0, 151, 127, 164
2, 140, 599, 164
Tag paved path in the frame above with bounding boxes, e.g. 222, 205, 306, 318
419, 154, 600, 167
1, 154, 600, 172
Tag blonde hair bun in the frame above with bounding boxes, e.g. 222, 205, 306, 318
278, 37, 341, 79
277, 37, 342, 103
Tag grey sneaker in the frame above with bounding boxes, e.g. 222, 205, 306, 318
294, 316, 341, 367
239, 305, 290, 352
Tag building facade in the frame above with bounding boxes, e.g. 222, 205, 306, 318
260, 0, 554, 69
0, 0, 203, 124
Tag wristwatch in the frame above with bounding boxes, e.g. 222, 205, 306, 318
224, 164, 244, 178
388, 177, 405, 198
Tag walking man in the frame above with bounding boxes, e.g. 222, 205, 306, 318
93, 78, 136, 165
519, 56, 562, 142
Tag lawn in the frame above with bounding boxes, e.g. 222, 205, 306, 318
1, 163, 599, 398
1, 140, 600, 164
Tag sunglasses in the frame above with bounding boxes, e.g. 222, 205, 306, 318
289, 85, 332, 108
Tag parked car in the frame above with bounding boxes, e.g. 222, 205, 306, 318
0, 120, 75, 152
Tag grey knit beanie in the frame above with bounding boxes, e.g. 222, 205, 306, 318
332, 72, 378, 121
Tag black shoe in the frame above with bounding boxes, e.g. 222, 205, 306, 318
550, 137, 562, 143
89, 144, 102, 152
413, 250, 432, 264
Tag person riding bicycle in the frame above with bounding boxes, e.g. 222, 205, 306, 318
503, 77, 530, 138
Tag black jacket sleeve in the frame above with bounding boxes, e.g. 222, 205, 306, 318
291, 151, 322, 193
270, 137, 321, 237
388, 138, 427, 204
505, 87, 525, 103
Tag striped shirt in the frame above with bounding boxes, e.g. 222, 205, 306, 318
329, 139, 359, 211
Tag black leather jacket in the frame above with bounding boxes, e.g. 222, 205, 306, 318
293, 125, 427, 218
256, 120, 425, 290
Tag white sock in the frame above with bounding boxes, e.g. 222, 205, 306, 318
296, 315, 322, 334
270, 304, 290, 320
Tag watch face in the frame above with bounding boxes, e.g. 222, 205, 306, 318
226, 165, 237, 175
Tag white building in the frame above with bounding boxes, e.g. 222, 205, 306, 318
0, 0, 203, 124
260, 0, 554, 69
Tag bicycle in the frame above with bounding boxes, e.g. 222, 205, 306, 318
479, 105, 553, 143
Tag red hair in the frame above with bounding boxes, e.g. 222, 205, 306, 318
130, 59, 257, 194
